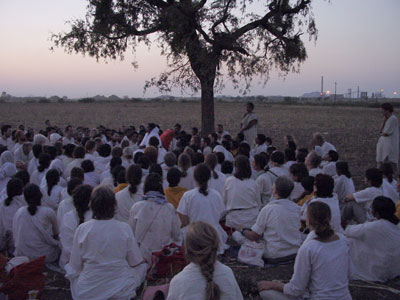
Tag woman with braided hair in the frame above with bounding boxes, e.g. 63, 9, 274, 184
59, 184, 93, 269
167, 221, 243, 300
177, 163, 228, 253
204, 153, 226, 197
258, 201, 351, 300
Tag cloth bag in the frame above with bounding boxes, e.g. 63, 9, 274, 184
237, 240, 265, 267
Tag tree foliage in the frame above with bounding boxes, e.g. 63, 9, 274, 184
52, 0, 318, 133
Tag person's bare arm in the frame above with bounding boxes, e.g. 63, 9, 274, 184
257, 280, 284, 292
242, 228, 261, 241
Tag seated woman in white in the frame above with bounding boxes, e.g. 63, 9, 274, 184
12, 184, 60, 263
59, 184, 93, 269
241, 176, 302, 262
258, 201, 352, 300
167, 221, 243, 300
81, 159, 100, 188
178, 163, 228, 252
115, 164, 143, 222
333, 161, 355, 210
129, 173, 181, 262
41, 169, 63, 211
30, 153, 51, 186
302, 174, 343, 233
57, 178, 83, 226
205, 153, 226, 197
381, 162, 398, 190
178, 153, 196, 190
0, 178, 25, 253
346, 196, 400, 282
65, 185, 147, 300
223, 155, 261, 230
252, 154, 270, 205
288, 163, 308, 202
0, 151, 17, 192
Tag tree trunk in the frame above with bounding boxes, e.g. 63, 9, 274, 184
200, 78, 215, 135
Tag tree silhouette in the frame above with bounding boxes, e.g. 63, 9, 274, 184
52, 0, 318, 134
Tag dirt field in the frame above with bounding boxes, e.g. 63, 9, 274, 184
2, 101, 399, 299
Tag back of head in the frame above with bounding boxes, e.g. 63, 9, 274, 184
284, 148, 296, 162
46, 169, 60, 196
381, 102, 394, 113
5, 178, 23, 206
126, 164, 142, 194
289, 163, 309, 182
98, 144, 111, 158
253, 153, 268, 171
149, 136, 160, 147
24, 184, 42, 216
144, 146, 158, 165
178, 153, 192, 175
164, 152, 177, 167
85, 140, 96, 152
111, 147, 123, 158
111, 165, 125, 186
167, 167, 182, 187
372, 196, 399, 225
184, 221, 220, 300
336, 161, 351, 178
13, 170, 30, 187
32, 144, 43, 159
205, 154, 218, 179
234, 155, 251, 180
149, 163, 163, 178
271, 151, 285, 165
307, 201, 334, 239
315, 174, 334, 198
81, 159, 95, 173
215, 152, 225, 164
138, 155, 150, 170
144, 172, 164, 194
64, 143, 76, 157
191, 152, 204, 166
221, 161, 233, 175
90, 185, 116, 220
68, 177, 83, 196
274, 176, 294, 199
308, 151, 322, 168
194, 163, 211, 196
366, 168, 383, 187
328, 150, 339, 162
110, 157, 122, 170
380, 162, 394, 182
301, 176, 315, 193
70, 167, 85, 181
73, 184, 93, 224
38, 153, 51, 172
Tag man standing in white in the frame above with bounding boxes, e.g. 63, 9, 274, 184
377, 103, 399, 177
240, 102, 258, 149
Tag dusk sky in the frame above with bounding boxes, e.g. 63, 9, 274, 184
0, 0, 399, 98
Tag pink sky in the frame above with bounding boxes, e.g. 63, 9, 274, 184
0, 0, 399, 98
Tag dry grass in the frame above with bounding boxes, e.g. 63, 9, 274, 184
1, 101, 381, 187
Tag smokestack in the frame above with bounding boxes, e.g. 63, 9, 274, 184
321, 76, 324, 95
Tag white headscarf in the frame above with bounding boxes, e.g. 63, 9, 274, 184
49, 158, 65, 176
0, 150, 15, 165
140, 126, 161, 147
50, 133, 62, 144
33, 134, 48, 145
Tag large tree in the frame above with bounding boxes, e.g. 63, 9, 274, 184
53, 0, 317, 134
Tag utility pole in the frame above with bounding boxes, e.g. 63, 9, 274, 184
357, 86, 360, 99
334, 81, 337, 101
321, 76, 324, 96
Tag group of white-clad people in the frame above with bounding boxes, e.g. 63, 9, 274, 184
0, 102, 400, 300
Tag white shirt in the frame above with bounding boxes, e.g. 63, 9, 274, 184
283, 231, 351, 300
251, 198, 302, 259
65, 219, 146, 300
208, 170, 227, 197
255, 167, 289, 204
30, 168, 48, 186
14, 147, 33, 165
322, 161, 337, 177
252, 143, 267, 156
346, 219, 400, 282
0, 137, 15, 152
62, 136, 75, 146
376, 114, 399, 163
315, 141, 336, 158
115, 186, 143, 223
290, 182, 305, 201
179, 167, 196, 190
13, 206, 60, 262
334, 175, 355, 209
167, 262, 243, 300
41, 184, 64, 211
0, 195, 26, 249
57, 196, 74, 226
84, 171, 100, 188
309, 167, 323, 177
178, 188, 227, 247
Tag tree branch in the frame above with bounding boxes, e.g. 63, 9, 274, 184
211, 0, 233, 35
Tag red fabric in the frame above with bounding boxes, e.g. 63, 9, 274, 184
160, 129, 175, 151
0, 256, 46, 300
147, 243, 187, 280
220, 221, 234, 236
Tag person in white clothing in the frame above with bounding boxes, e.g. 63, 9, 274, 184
167, 221, 243, 300
258, 201, 352, 300
376, 103, 399, 176
322, 150, 338, 177
13, 184, 60, 262
115, 164, 143, 222
81, 160, 100, 188
303, 174, 343, 234
14, 142, 33, 168
65, 185, 147, 300
0, 151, 17, 192
62, 125, 75, 146
205, 153, 227, 197
0, 125, 15, 152
65, 147, 85, 177
305, 150, 323, 177
240, 102, 258, 149
59, 184, 93, 269
252, 153, 270, 205
346, 196, 400, 282
343, 168, 394, 224
312, 132, 336, 158
241, 176, 302, 262
41, 169, 63, 211
83, 140, 98, 162
380, 162, 398, 190
30, 153, 51, 186
283, 148, 296, 171
57, 178, 83, 226
223, 155, 261, 230
0, 178, 25, 252
334, 162, 355, 209
252, 134, 268, 156
178, 163, 228, 252
288, 163, 308, 202
178, 153, 196, 190
129, 173, 181, 262
27, 144, 42, 176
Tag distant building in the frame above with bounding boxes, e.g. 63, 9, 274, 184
302, 91, 324, 98
360, 92, 368, 99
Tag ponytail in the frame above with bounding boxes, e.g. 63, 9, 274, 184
199, 182, 209, 196
372, 196, 399, 225
308, 201, 334, 240
314, 222, 334, 239
5, 178, 24, 207
28, 205, 38, 216
73, 185, 93, 225
129, 185, 137, 194
24, 184, 42, 216
200, 252, 220, 300
212, 170, 218, 180
194, 164, 211, 197
46, 169, 60, 196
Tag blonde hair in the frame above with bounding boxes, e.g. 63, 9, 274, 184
185, 222, 220, 300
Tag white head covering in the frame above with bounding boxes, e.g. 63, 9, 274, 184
33, 134, 48, 145
123, 147, 133, 158
0, 151, 15, 165
49, 158, 65, 176
49, 133, 62, 144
